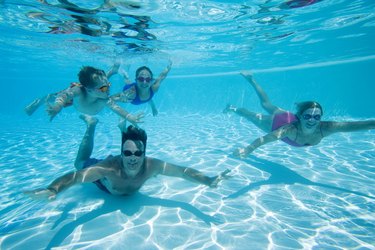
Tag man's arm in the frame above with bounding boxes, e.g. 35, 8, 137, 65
24, 166, 110, 200
151, 158, 229, 188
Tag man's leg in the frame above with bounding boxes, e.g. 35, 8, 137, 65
74, 114, 98, 170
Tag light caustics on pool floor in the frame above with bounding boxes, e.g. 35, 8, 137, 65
0, 114, 374, 249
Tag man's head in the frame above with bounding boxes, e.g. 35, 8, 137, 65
121, 126, 147, 177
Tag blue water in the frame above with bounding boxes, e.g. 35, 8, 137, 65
1, 0, 375, 249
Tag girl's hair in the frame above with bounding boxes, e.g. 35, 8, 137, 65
121, 125, 147, 152
136, 66, 153, 79
295, 101, 323, 116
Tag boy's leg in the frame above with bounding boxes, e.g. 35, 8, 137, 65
118, 119, 127, 135
74, 115, 98, 170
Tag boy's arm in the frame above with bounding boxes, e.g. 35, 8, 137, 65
46, 86, 80, 121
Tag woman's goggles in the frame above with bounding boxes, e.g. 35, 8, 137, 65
302, 114, 321, 120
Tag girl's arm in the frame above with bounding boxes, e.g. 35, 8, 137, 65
151, 60, 172, 92
106, 98, 144, 125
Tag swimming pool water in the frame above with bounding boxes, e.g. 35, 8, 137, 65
1, 0, 375, 249
0, 113, 374, 249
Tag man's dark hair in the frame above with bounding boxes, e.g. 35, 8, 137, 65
121, 125, 147, 152
78, 66, 106, 88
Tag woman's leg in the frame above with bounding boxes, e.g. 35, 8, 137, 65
74, 115, 98, 170
224, 105, 273, 132
235, 107, 274, 132
241, 71, 285, 115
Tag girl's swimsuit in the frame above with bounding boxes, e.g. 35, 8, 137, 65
123, 83, 154, 105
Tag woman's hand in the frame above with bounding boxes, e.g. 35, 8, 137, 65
233, 146, 253, 158
23, 188, 56, 201
209, 169, 231, 188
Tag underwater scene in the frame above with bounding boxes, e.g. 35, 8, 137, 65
1, 0, 375, 249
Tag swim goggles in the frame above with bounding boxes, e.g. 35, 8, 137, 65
122, 150, 144, 157
98, 83, 111, 92
302, 114, 321, 120
137, 76, 152, 83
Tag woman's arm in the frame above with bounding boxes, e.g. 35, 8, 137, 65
151, 60, 172, 93
322, 120, 375, 137
234, 125, 293, 158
